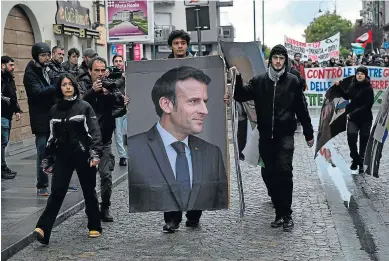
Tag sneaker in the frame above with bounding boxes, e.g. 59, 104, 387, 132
33, 228, 47, 244
4, 167, 17, 175
350, 161, 358, 171
283, 216, 294, 232
89, 230, 101, 238
1, 169, 15, 179
68, 186, 78, 191
37, 188, 49, 196
270, 217, 284, 228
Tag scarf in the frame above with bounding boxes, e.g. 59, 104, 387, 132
268, 65, 285, 83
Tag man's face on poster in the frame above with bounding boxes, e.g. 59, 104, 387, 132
165, 79, 209, 136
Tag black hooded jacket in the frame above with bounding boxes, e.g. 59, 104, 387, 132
47, 59, 65, 85
23, 60, 56, 134
1, 70, 22, 120
234, 44, 314, 141
336, 77, 374, 123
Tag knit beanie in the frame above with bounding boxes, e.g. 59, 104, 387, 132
356, 66, 368, 78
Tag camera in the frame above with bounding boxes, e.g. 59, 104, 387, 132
107, 66, 123, 80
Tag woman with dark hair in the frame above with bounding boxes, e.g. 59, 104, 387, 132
335, 66, 374, 173
33, 73, 103, 244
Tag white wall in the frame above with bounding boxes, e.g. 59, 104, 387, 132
1, 1, 107, 62
154, 2, 187, 31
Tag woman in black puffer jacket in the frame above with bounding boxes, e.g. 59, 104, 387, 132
33, 73, 103, 244
336, 66, 374, 173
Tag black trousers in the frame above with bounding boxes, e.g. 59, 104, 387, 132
98, 140, 115, 208
36, 151, 102, 243
237, 119, 248, 155
347, 120, 372, 164
164, 210, 202, 225
259, 136, 294, 219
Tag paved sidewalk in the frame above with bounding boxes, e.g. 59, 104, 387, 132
8, 129, 350, 261
1, 143, 128, 260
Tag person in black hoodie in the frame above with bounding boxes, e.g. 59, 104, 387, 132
33, 73, 103, 244
1, 56, 22, 179
78, 57, 128, 222
335, 66, 374, 173
23, 42, 56, 196
232, 44, 314, 232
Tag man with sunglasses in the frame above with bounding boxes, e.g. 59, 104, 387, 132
232, 44, 314, 232
24, 42, 56, 196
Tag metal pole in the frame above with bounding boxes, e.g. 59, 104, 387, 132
253, 0, 256, 41
195, 6, 202, 56
262, 0, 264, 45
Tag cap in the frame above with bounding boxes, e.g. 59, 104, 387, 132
83, 48, 97, 58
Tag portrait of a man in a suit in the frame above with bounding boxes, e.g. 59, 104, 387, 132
128, 66, 228, 233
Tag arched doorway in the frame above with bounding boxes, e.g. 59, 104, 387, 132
3, 5, 35, 142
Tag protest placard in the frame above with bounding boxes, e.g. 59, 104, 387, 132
284, 33, 340, 62
304, 66, 389, 108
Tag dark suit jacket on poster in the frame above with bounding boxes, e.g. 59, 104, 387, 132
128, 125, 228, 212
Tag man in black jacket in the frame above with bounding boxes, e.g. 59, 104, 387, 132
78, 57, 129, 222
1, 56, 22, 179
233, 44, 314, 232
47, 46, 65, 85
24, 42, 56, 196
62, 48, 80, 77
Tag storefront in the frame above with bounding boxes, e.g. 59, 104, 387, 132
1, 0, 107, 144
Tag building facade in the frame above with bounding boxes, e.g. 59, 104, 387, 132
1, 0, 107, 144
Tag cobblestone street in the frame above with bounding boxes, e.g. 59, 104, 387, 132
9, 131, 360, 261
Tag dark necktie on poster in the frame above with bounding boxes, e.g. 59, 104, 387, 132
172, 142, 191, 207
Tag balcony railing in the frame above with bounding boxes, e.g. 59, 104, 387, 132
154, 25, 176, 43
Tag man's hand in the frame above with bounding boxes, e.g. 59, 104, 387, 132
15, 113, 21, 121
104, 69, 110, 78
223, 92, 230, 105
122, 72, 126, 78
124, 95, 130, 105
334, 81, 340, 86
229, 66, 239, 75
90, 158, 100, 167
307, 139, 314, 148
92, 79, 103, 92
102, 88, 109, 95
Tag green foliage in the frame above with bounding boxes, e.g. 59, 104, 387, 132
304, 11, 353, 47
340, 47, 351, 58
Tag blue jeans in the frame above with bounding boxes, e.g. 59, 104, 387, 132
36, 134, 49, 188
1, 118, 11, 168
114, 115, 128, 158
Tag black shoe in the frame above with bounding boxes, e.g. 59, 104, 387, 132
270, 217, 284, 228
283, 216, 294, 231
185, 220, 199, 228
350, 161, 358, 171
163, 222, 179, 233
4, 167, 17, 175
239, 153, 245, 161
119, 158, 127, 166
1, 168, 15, 179
101, 208, 114, 222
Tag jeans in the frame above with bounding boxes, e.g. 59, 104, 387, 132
114, 115, 128, 158
1, 118, 11, 168
36, 134, 49, 189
